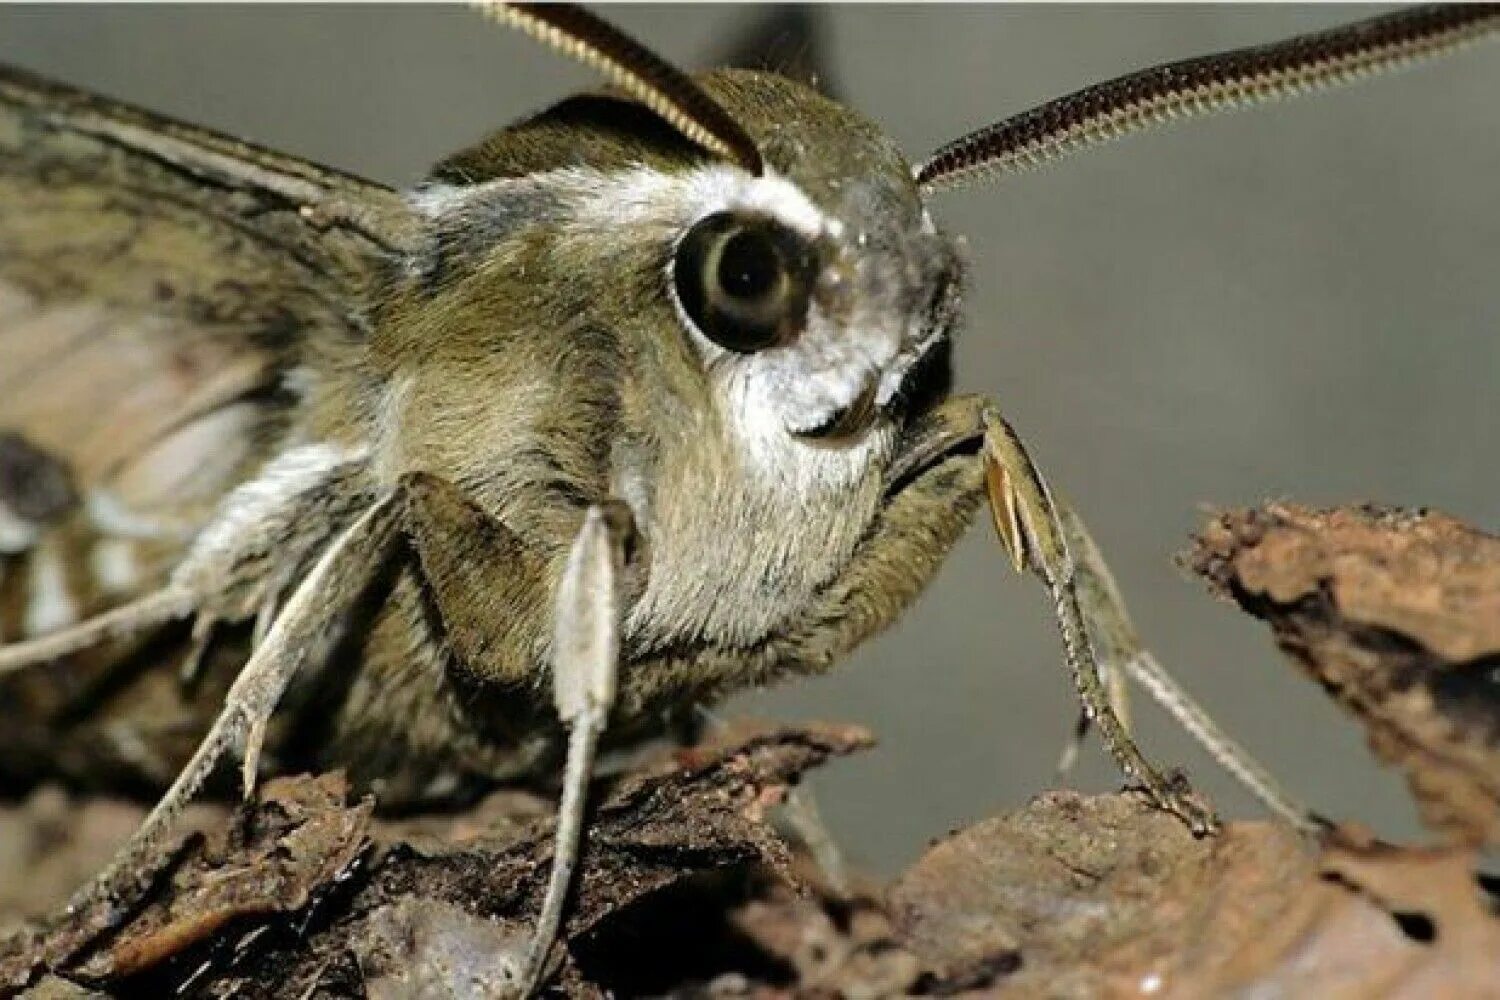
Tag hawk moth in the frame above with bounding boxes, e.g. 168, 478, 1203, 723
1, 4, 1495, 990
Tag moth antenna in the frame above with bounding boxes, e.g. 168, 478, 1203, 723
477, 2, 764, 175
0, 586, 195, 677
917, 4, 1500, 191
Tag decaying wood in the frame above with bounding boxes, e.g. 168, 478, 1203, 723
1188, 502, 1500, 846
890, 794, 1499, 999
0, 724, 873, 996
4, 502, 1500, 997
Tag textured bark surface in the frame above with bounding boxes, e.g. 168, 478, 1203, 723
4, 503, 1500, 998
1187, 503, 1500, 846
0, 724, 874, 997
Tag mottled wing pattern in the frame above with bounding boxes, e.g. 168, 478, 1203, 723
0, 64, 413, 786
0, 64, 410, 641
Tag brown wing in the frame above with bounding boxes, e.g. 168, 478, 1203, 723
0, 63, 414, 642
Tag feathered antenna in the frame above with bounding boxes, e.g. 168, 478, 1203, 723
917, 4, 1500, 192
478, 2, 764, 176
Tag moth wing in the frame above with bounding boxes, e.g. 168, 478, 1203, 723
0, 64, 415, 638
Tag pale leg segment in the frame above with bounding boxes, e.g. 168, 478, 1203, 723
59, 494, 401, 934
0, 586, 195, 677
1054, 501, 1325, 834
778, 783, 851, 895
518, 506, 625, 997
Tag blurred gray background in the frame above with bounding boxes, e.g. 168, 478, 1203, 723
1, 5, 1495, 876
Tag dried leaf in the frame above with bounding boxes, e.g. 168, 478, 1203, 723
889, 790, 1310, 998
890, 791, 1500, 999
1154, 830, 1500, 998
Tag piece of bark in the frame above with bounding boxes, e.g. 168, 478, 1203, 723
257, 723, 872, 998
1187, 503, 1500, 845
888, 790, 1311, 998
80, 773, 373, 980
6, 745, 1494, 997
889, 791, 1500, 999
1162, 828, 1500, 999
0, 723, 871, 997
0, 774, 373, 994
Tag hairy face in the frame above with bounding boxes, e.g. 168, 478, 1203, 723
547, 159, 962, 468
404, 70, 963, 485
390, 72, 968, 651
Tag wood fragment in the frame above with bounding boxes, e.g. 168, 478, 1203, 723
1187, 503, 1500, 845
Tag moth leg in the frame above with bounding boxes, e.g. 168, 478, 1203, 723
981, 409, 1217, 834
689, 706, 850, 894
1053, 502, 1135, 780
778, 783, 851, 894
60, 493, 401, 933
0, 585, 195, 677
519, 505, 626, 997
767, 395, 1298, 835
400, 472, 552, 690
401, 474, 621, 992
1056, 500, 1325, 834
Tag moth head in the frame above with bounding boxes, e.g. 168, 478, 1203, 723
657, 72, 961, 444
371, 2, 1491, 654
405, 70, 960, 500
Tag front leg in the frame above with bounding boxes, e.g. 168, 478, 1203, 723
980, 407, 1217, 833
1054, 499, 1324, 834
400, 471, 553, 690
401, 472, 642, 690
52, 490, 403, 950
520, 504, 626, 996
401, 473, 631, 997
775, 395, 1314, 835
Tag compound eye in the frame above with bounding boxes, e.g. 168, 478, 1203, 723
673, 212, 815, 353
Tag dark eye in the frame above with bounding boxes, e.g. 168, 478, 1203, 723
673, 212, 815, 353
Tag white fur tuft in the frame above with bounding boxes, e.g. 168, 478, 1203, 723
91, 538, 141, 594
560, 164, 832, 239
24, 545, 77, 637
178, 442, 367, 576
0, 502, 38, 553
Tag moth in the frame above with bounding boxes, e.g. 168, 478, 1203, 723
0, 2, 1495, 991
